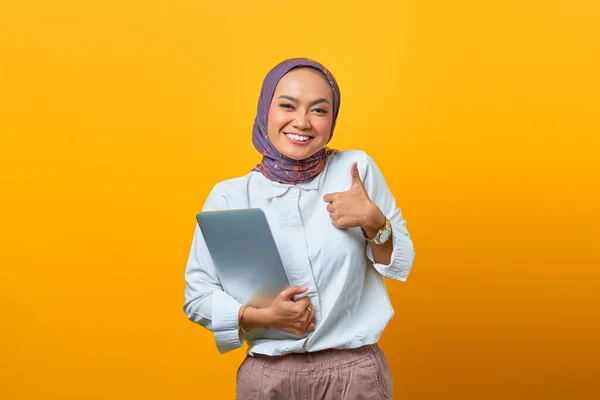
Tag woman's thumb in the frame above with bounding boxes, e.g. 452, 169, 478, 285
279, 285, 308, 300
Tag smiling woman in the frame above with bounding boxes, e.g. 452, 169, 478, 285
267, 68, 334, 161
183, 58, 415, 400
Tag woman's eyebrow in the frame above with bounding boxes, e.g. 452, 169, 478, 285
309, 98, 330, 106
278, 95, 298, 103
278, 95, 330, 106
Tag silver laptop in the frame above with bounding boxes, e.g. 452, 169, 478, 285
197, 209, 307, 341
196, 208, 290, 306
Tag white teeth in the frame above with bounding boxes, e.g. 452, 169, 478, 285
285, 133, 311, 142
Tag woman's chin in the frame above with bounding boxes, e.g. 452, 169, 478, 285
283, 149, 316, 161
278, 144, 324, 161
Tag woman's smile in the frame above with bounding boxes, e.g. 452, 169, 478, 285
283, 132, 315, 144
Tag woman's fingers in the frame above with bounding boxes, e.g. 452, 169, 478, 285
296, 296, 313, 315
305, 306, 314, 322
287, 316, 315, 336
272, 291, 315, 334
278, 285, 308, 301
301, 306, 313, 331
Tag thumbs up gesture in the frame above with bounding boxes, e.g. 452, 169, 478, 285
323, 162, 386, 234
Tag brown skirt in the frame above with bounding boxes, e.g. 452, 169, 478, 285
236, 344, 393, 400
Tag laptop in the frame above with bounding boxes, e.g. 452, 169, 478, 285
196, 208, 291, 306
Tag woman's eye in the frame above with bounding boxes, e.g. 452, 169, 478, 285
313, 108, 327, 114
280, 103, 294, 109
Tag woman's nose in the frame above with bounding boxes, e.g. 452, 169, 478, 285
293, 113, 311, 130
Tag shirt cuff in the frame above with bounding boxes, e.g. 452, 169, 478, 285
366, 221, 414, 282
211, 290, 245, 354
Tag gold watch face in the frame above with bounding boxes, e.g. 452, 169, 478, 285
379, 229, 391, 243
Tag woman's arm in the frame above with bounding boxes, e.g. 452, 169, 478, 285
239, 286, 315, 336
184, 222, 315, 348
183, 223, 246, 354
183, 189, 249, 353
322, 152, 414, 280
361, 204, 393, 266
184, 189, 315, 346
361, 153, 415, 281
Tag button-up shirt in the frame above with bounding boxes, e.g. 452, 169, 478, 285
183, 150, 415, 356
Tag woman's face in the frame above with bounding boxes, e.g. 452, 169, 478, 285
267, 67, 334, 161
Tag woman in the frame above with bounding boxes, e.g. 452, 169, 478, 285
183, 58, 415, 399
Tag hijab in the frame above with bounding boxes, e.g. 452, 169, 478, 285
252, 58, 341, 184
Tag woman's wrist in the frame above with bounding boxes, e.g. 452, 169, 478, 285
240, 306, 273, 331
361, 203, 386, 239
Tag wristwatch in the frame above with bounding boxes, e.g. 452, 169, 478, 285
362, 217, 392, 245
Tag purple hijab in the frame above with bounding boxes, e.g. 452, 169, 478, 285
252, 58, 341, 184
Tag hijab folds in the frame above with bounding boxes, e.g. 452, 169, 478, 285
252, 58, 341, 184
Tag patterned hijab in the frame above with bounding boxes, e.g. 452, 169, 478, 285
252, 58, 341, 184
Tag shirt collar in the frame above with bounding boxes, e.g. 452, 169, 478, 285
255, 157, 330, 199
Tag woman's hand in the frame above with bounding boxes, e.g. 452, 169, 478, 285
323, 162, 385, 234
245, 286, 315, 336
267, 286, 315, 335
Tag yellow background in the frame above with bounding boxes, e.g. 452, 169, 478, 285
1, 0, 599, 398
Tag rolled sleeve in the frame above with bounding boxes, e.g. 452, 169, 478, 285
366, 210, 415, 281
361, 153, 415, 281
211, 291, 244, 353
182, 188, 245, 354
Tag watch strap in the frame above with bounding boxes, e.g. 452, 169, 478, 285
362, 217, 391, 245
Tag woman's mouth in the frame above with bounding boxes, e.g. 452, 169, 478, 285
284, 132, 313, 144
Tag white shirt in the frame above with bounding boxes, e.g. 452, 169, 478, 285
183, 150, 415, 356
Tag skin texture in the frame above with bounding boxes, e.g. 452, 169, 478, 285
241, 286, 315, 336
240, 68, 393, 337
267, 67, 334, 161
323, 162, 393, 265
